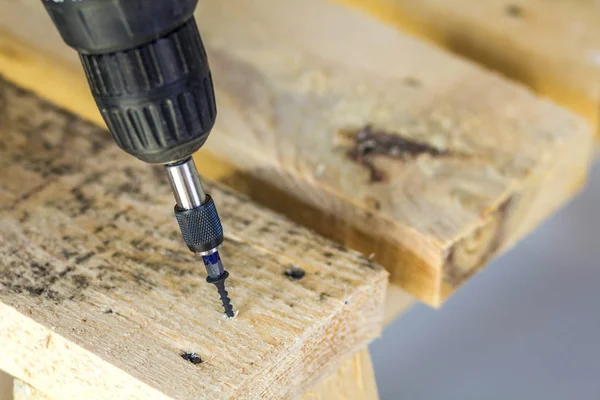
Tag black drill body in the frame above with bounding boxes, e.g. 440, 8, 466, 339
42, 0, 233, 317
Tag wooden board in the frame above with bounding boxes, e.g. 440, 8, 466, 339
0, 0, 592, 306
0, 80, 388, 400
12, 349, 378, 400
302, 349, 378, 400
335, 0, 600, 136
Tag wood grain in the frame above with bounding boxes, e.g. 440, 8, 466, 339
0, 80, 387, 400
335, 0, 600, 136
0, 0, 592, 305
13, 349, 378, 400
303, 349, 379, 400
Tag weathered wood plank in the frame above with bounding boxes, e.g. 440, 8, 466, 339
13, 349, 378, 400
303, 349, 379, 400
0, 0, 592, 306
335, 0, 600, 136
0, 80, 387, 400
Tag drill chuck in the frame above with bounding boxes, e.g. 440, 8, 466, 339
43, 0, 216, 165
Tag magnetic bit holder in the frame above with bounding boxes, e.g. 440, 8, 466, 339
174, 195, 224, 254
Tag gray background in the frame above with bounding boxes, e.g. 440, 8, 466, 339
370, 162, 600, 399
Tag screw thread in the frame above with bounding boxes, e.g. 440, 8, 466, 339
214, 280, 234, 318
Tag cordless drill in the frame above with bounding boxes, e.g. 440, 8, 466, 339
41, 0, 234, 317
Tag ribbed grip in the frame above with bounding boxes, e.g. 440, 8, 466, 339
174, 195, 224, 253
80, 18, 217, 164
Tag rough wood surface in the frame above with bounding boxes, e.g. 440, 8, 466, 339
0, 0, 592, 305
12, 349, 378, 400
335, 0, 600, 136
0, 80, 387, 400
303, 349, 378, 400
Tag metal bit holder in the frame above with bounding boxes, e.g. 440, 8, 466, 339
166, 158, 233, 317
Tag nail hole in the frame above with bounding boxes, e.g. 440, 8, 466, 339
181, 352, 203, 365
284, 266, 306, 280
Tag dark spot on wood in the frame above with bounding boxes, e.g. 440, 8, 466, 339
104, 308, 114, 314
61, 249, 79, 260
58, 266, 74, 278
404, 77, 421, 87
359, 255, 377, 270
74, 252, 95, 265
364, 196, 381, 211
284, 266, 306, 281
319, 292, 330, 302
332, 242, 348, 252
343, 125, 448, 183
259, 226, 272, 234
133, 270, 154, 288
71, 275, 89, 289
70, 188, 94, 215
288, 303, 295, 308
18, 211, 30, 223
112, 210, 128, 221
181, 352, 203, 365
505, 4, 522, 17
323, 252, 334, 258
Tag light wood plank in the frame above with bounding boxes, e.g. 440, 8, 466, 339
0, 0, 592, 306
335, 0, 600, 136
13, 349, 378, 400
303, 349, 378, 400
0, 80, 387, 400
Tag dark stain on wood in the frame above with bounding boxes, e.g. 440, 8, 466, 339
344, 125, 448, 183
74, 252, 95, 265
505, 4, 522, 17
332, 242, 348, 253
403, 77, 421, 88
358, 255, 377, 270
0, 259, 77, 302
443, 195, 516, 287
